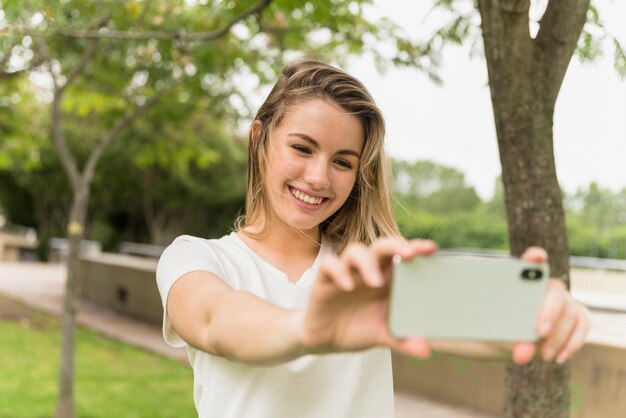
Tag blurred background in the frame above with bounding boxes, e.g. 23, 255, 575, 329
0, 1, 624, 417
1, 1, 624, 260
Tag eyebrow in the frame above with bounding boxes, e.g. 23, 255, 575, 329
288, 133, 362, 158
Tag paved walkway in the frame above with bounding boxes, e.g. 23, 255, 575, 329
2, 261, 626, 417
0, 262, 185, 362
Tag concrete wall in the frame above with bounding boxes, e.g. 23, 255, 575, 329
0, 231, 37, 261
78, 253, 162, 323
392, 342, 626, 417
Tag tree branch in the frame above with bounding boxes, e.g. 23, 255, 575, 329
51, 92, 82, 192
36, 33, 82, 191
535, 0, 590, 105
81, 83, 175, 186
3, 0, 272, 42
0, 39, 47, 78
135, 0, 154, 27
0, 56, 45, 79
33, 18, 105, 192
57, 14, 109, 93
58, 38, 99, 94
477, 0, 533, 97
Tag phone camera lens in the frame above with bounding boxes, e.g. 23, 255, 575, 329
521, 268, 543, 280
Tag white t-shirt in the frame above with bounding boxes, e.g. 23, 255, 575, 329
156, 232, 394, 418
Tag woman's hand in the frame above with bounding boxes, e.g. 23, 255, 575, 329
298, 240, 590, 365
512, 247, 591, 365
297, 237, 437, 358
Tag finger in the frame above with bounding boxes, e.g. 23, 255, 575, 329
535, 279, 567, 338
343, 244, 384, 287
371, 237, 437, 261
381, 333, 431, 359
319, 255, 355, 291
555, 304, 591, 364
370, 237, 412, 262
372, 238, 438, 285
396, 337, 431, 359
542, 297, 578, 361
512, 342, 537, 365
407, 239, 438, 257
521, 246, 548, 263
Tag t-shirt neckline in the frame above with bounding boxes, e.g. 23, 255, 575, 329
229, 232, 330, 286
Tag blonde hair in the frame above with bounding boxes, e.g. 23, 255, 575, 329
236, 60, 399, 253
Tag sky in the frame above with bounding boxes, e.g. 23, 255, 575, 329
347, 1, 626, 200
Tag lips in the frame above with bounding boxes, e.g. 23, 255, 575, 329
288, 186, 327, 205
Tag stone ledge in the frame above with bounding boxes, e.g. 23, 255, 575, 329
392, 340, 626, 417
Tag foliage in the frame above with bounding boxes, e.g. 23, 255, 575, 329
0, 90, 248, 252
565, 183, 626, 259
0, 297, 194, 418
0, 1, 623, 258
576, 2, 626, 79
393, 159, 481, 213
392, 160, 626, 259
392, 159, 508, 250
0, 0, 447, 253
0, 78, 46, 172
395, 206, 509, 250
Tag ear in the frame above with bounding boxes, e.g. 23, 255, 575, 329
250, 120, 262, 149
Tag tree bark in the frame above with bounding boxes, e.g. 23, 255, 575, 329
477, 0, 589, 416
55, 185, 89, 418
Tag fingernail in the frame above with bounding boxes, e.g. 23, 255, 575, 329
343, 276, 354, 291
556, 352, 569, 364
373, 273, 384, 287
544, 347, 556, 361
539, 322, 552, 336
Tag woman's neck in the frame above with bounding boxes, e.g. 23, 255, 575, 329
242, 220, 321, 257
238, 220, 322, 283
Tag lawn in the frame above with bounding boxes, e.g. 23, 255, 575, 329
0, 295, 196, 418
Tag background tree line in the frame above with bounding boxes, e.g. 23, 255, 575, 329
393, 160, 626, 259
0, 74, 248, 258
2, 95, 625, 260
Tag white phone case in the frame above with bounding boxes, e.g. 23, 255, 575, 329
388, 254, 549, 341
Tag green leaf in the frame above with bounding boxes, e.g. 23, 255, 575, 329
614, 38, 626, 80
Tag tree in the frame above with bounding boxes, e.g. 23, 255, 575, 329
392, 159, 508, 249
397, 0, 622, 415
565, 183, 626, 258
476, 2, 588, 415
393, 159, 481, 213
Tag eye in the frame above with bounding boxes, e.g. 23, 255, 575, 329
334, 159, 353, 170
292, 144, 311, 154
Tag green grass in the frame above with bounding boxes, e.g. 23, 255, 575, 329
0, 297, 195, 418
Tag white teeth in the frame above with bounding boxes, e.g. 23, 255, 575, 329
291, 188, 323, 205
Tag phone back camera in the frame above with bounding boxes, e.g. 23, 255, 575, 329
521, 268, 543, 280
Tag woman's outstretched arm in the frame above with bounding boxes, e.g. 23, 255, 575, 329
166, 237, 437, 366
167, 272, 307, 366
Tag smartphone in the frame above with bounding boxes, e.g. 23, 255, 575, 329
387, 253, 549, 341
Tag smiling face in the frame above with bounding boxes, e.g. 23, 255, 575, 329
261, 98, 365, 236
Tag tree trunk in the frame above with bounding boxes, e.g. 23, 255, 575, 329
50, 81, 166, 417
477, 0, 589, 416
55, 185, 89, 418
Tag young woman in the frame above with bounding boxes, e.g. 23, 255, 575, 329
156, 60, 590, 418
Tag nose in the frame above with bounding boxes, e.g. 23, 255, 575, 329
304, 158, 330, 189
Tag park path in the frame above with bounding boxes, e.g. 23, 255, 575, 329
0, 262, 185, 362
3, 261, 626, 416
